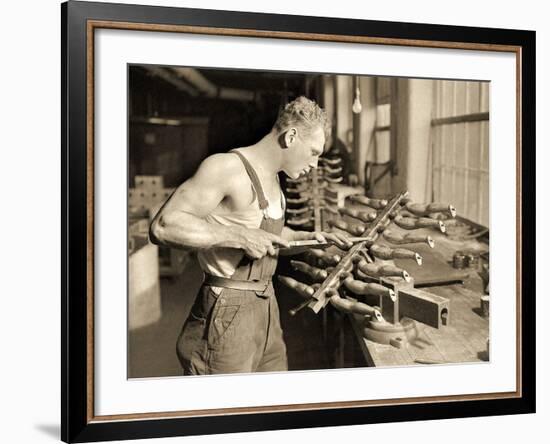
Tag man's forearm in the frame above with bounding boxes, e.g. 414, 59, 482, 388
150, 210, 246, 250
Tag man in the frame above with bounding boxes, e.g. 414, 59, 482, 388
150, 96, 351, 375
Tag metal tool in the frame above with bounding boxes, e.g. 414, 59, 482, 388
406, 202, 457, 218
355, 259, 411, 282
369, 245, 423, 265
319, 157, 342, 166
294, 191, 409, 315
303, 249, 342, 266
278, 235, 378, 253
329, 291, 384, 321
342, 274, 396, 300
277, 276, 316, 299
327, 219, 366, 236
290, 260, 328, 282
393, 215, 446, 233
280, 189, 459, 347
338, 207, 377, 223
349, 195, 389, 210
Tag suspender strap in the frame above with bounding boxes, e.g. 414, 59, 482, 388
231, 151, 269, 210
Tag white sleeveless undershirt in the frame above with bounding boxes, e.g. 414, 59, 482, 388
197, 183, 285, 287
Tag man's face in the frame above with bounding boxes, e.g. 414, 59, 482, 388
282, 126, 325, 179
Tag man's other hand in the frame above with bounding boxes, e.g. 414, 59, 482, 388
240, 228, 290, 259
311, 231, 353, 249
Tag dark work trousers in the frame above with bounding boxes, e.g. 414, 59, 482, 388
176, 152, 288, 375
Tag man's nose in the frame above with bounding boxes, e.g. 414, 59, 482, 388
309, 157, 319, 168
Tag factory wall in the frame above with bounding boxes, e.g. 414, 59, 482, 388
329, 74, 378, 186
323, 75, 428, 197
335, 75, 353, 148
357, 76, 377, 185
432, 80, 490, 226
320, 74, 489, 225
392, 78, 434, 203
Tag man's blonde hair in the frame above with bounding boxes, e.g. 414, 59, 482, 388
273, 96, 331, 139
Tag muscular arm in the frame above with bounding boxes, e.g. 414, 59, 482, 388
149, 154, 289, 258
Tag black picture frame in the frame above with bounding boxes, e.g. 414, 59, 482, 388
61, 1, 536, 442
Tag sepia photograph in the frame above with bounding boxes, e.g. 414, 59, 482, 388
127, 65, 490, 378
61, 3, 534, 440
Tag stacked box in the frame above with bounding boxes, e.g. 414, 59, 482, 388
134, 175, 164, 190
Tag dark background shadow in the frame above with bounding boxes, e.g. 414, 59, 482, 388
34, 424, 59, 440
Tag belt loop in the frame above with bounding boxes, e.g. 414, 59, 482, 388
255, 280, 272, 299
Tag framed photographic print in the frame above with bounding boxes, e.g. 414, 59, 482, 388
62, 0, 535, 442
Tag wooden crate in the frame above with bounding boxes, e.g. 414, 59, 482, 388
129, 241, 162, 330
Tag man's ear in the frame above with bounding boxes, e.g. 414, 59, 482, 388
284, 127, 297, 147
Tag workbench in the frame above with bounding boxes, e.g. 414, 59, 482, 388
345, 232, 489, 367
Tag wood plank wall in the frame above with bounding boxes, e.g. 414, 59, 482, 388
432, 80, 490, 226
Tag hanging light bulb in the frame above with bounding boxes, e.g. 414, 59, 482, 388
352, 85, 362, 114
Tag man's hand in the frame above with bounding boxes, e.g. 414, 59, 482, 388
238, 227, 290, 259
306, 231, 354, 249
280, 227, 353, 250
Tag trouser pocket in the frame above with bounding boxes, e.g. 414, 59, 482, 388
207, 290, 242, 350
176, 285, 217, 374
205, 290, 261, 373
176, 311, 206, 373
